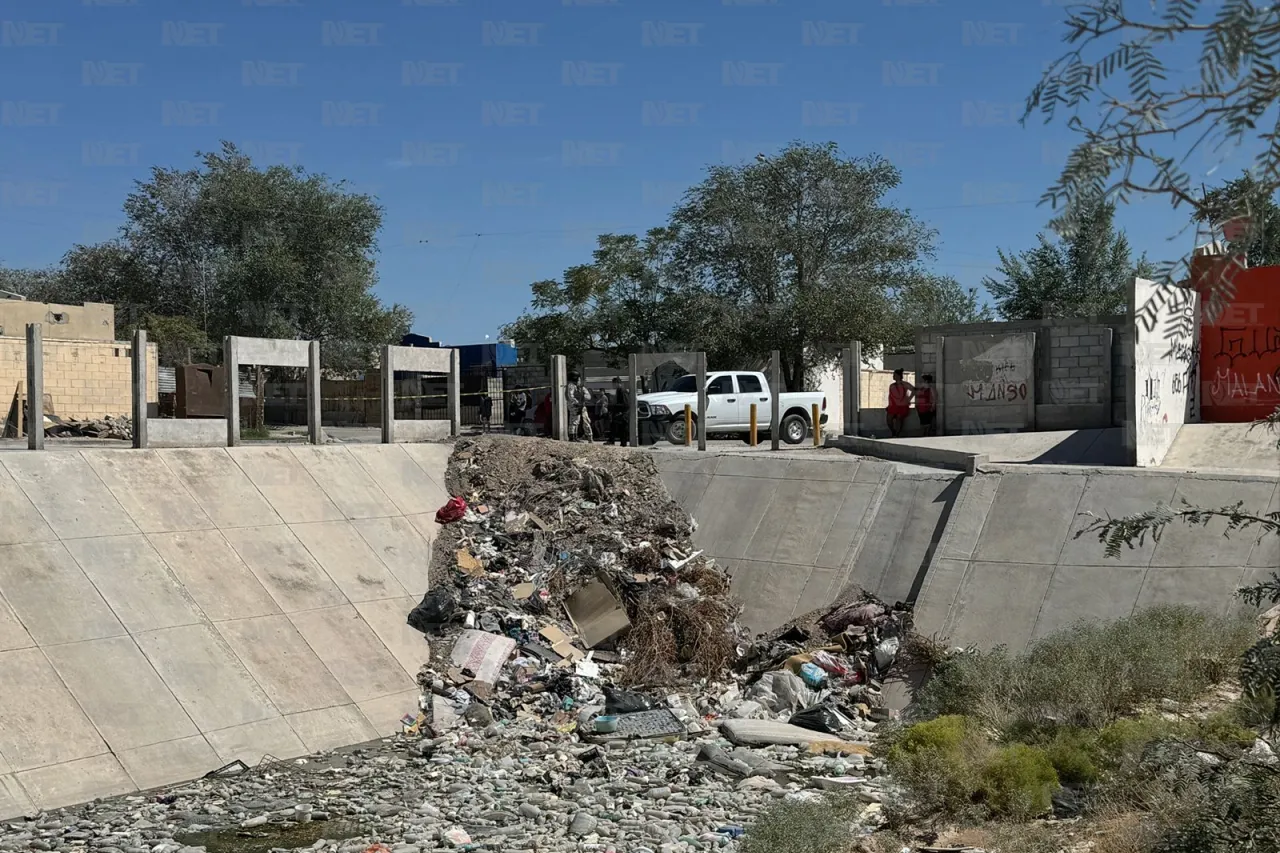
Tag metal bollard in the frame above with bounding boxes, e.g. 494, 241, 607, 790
812, 403, 821, 447
684, 403, 693, 447
749, 403, 758, 447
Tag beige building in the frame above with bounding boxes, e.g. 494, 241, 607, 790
0, 299, 157, 421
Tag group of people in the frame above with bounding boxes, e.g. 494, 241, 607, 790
886, 368, 936, 438
474, 374, 633, 445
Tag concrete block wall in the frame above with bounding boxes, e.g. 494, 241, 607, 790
0, 337, 158, 420
916, 317, 1126, 432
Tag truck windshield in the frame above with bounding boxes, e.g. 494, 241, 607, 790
664, 375, 698, 393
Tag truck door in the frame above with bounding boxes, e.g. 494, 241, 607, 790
704, 374, 738, 429
735, 373, 768, 428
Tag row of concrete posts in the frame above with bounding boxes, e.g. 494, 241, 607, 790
20, 324, 864, 451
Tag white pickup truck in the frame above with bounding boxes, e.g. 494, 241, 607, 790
636, 370, 828, 445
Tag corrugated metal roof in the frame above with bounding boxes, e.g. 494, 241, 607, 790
157, 366, 176, 394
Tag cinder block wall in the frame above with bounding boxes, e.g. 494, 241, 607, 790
915, 316, 1127, 431
0, 337, 158, 420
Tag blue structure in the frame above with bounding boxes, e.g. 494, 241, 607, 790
398, 335, 516, 376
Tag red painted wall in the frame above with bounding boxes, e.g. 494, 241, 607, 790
1197, 261, 1280, 422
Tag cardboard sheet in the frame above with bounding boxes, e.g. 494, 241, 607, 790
564, 579, 631, 649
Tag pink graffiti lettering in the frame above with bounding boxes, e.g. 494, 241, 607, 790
1209, 367, 1280, 401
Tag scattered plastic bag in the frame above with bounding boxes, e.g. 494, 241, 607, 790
799, 662, 828, 688
603, 684, 657, 715
789, 705, 844, 734
435, 496, 468, 524
407, 587, 457, 633
874, 636, 901, 671
746, 671, 823, 714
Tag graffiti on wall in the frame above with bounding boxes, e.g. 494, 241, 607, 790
1198, 266, 1280, 421
1132, 278, 1199, 466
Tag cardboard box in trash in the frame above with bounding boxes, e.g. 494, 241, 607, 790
564, 573, 631, 649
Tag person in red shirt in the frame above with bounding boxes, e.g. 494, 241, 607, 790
534, 393, 552, 437
886, 368, 915, 438
915, 373, 937, 437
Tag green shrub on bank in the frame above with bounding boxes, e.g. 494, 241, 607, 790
977, 744, 1060, 820
739, 793, 864, 853
914, 606, 1257, 735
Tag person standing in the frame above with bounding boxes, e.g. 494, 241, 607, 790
607, 376, 631, 446
887, 368, 915, 438
478, 392, 493, 434
915, 374, 937, 437
593, 385, 610, 439
534, 392, 552, 437
565, 372, 593, 442
509, 385, 530, 434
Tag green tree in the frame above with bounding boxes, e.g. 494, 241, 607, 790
501, 228, 728, 368
35, 142, 410, 370
983, 200, 1154, 320
671, 141, 944, 391
888, 274, 993, 344
1196, 172, 1280, 269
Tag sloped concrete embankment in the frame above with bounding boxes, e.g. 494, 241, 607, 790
912, 466, 1280, 650
0, 444, 449, 819
653, 453, 963, 632
658, 455, 1280, 653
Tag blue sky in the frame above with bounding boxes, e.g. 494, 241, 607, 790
0, 0, 1235, 344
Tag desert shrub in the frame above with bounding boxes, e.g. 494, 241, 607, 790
976, 744, 1060, 820
739, 793, 864, 853
1044, 726, 1099, 784
1150, 758, 1280, 853
914, 606, 1257, 734
884, 715, 990, 821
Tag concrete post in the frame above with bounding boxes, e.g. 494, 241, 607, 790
448, 349, 461, 437
307, 340, 322, 445
225, 336, 240, 447
842, 343, 863, 436
25, 324, 43, 451
380, 345, 394, 444
695, 351, 707, 451
769, 350, 781, 451
628, 353, 639, 447
132, 329, 148, 449
551, 355, 567, 440
936, 336, 946, 436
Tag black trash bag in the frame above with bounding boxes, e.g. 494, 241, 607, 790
788, 705, 844, 735
408, 587, 457, 633
603, 684, 657, 715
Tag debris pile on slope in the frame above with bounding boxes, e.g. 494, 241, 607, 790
410, 435, 744, 694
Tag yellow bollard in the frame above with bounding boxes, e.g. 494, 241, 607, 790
812, 403, 821, 447
684, 403, 693, 447
749, 403, 758, 447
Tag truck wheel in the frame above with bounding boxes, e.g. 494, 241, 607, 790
781, 413, 808, 445
665, 418, 696, 445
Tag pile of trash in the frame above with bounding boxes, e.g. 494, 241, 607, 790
44, 413, 132, 440
405, 436, 909, 760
